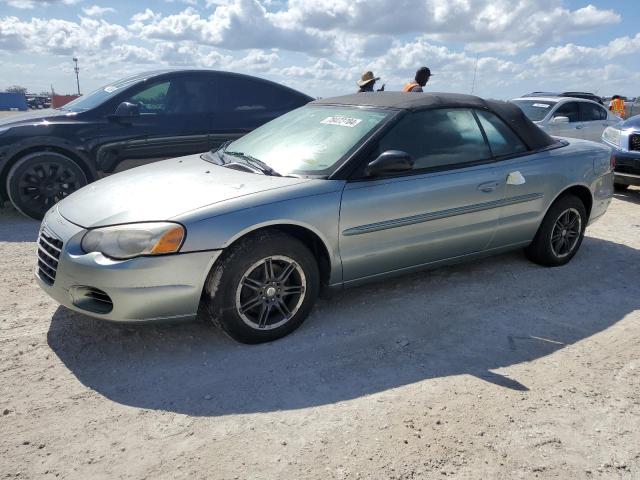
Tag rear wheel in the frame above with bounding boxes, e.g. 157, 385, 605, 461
614, 183, 629, 192
202, 229, 320, 344
525, 194, 587, 267
6, 151, 88, 220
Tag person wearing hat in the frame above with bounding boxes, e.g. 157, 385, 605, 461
357, 71, 385, 93
402, 67, 432, 92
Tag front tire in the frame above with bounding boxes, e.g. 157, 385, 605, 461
525, 194, 587, 267
202, 229, 320, 344
6, 151, 88, 220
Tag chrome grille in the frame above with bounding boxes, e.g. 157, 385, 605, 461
37, 227, 63, 286
630, 134, 640, 152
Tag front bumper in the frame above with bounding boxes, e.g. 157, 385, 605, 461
35, 207, 221, 322
613, 150, 640, 186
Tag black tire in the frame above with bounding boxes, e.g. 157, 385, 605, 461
525, 194, 587, 267
614, 183, 629, 192
202, 229, 320, 344
6, 151, 88, 220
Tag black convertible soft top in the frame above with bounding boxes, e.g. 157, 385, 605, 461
312, 92, 558, 151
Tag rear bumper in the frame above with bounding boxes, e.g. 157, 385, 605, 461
36, 207, 221, 322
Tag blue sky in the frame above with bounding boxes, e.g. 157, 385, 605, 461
0, 0, 638, 99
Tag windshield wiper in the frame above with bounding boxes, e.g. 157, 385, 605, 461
224, 150, 282, 177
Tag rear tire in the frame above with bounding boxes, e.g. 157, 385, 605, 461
614, 183, 629, 192
6, 151, 88, 220
202, 229, 320, 344
525, 194, 587, 267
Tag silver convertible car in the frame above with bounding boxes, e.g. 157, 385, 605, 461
36, 93, 614, 343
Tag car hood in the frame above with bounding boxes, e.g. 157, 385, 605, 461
0, 108, 73, 128
57, 154, 311, 228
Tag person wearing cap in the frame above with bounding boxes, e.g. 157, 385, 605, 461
357, 71, 385, 93
402, 67, 432, 92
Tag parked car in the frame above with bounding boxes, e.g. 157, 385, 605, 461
623, 97, 640, 119
35, 92, 614, 343
523, 91, 604, 106
511, 96, 619, 142
602, 114, 640, 191
0, 69, 312, 220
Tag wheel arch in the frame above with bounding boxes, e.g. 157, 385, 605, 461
546, 183, 593, 220
212, 222, 335, 288
1, 145, 97, 202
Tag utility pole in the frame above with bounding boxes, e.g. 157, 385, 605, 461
72, 57, 80, 95
470, 54, 479, 95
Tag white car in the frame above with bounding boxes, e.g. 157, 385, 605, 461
511, 96, 620, 142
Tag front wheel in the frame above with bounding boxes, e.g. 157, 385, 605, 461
525, 194, 587, 267
6, 151, 88, 220
202, 230, 320, 344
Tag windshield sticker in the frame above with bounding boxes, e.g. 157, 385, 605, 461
104, 86, 118, 93
532, 103, 550, 108
321, 116, 362, 127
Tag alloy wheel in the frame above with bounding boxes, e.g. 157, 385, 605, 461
17, 160, 85, 215
550, 208, 582, 258
235, 255, 307, 330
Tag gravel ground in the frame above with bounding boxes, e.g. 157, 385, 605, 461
1, 190, 639, 480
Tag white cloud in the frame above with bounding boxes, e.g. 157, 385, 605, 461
82, 5, 116, 17
6, 0, 82, 7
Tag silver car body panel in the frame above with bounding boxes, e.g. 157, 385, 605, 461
512, 96, 620, 142
37, 136, 613, 323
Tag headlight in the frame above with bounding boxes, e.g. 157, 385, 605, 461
602, 126, 621, 148
81, 222, 185, 260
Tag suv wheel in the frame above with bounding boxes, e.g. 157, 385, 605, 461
525, 194, 587, 267
6, 151, 88, 220
202, 229, 320, 344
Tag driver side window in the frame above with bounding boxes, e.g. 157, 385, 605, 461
126, 82, 170, 114
553, 102, 580, 123
374, 108, 491, 172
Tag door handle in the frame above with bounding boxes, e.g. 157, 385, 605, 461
477, 181, 499, 193
575, 125, 584, 129
506, 171, 526, 186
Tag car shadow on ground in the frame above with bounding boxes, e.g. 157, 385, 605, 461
47, 236, 640, 417
613, 187, 640, 206
0, 206, 39, 242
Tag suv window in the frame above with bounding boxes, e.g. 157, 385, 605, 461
128, 82, 169, 114
579, 102, 607, 121
553, 102, 580, 123
376, 109, 491, 171
215, 75, 307, 112
476, 110, 528, 157
125, 77, 214, 115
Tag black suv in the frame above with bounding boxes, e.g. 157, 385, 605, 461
0, 69, 312, 219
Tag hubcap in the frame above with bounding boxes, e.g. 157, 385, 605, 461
550, 208, 582, 258
235, 255, 306, 330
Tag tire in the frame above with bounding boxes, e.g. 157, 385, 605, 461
6, 151, 88, 220
614, 183, 629, 192
525, 194, 587, 267
202, 229, 320, 344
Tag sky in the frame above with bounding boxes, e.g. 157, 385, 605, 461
0, 0, 638, 100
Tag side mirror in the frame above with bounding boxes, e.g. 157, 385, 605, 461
365, 150, 414, 177
551, 116, 569, 125
110, 102, 140, 122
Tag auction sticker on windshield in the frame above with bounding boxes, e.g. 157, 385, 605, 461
532, 103, 550, 108
321, 116, 363, 127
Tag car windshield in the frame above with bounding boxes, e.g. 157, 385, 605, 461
221, 105, 391, 176
58, 75, 145, 112
512, 100, 557, 122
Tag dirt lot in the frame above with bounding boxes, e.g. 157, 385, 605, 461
1, 190, 639, 480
